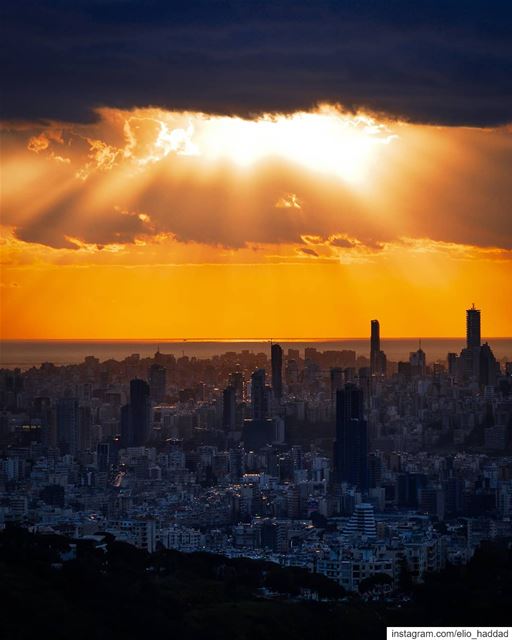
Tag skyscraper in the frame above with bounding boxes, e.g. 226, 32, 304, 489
121, 379, 151, 447
333, 383, 368, 490
78, 405, 92, 451
97, 441, 111, 472
447, 352, 458, 377
409, 344, 427, 377
285, 359, 299, 387
466, 304, 481, 349
56, 397, 79, 455
228, 370, 244, 402
251, 369, 267, 420
370, 319, 387, 376
148, 363, 166, 403
271, 343, 283, 401
222, 385, 237, 431
460, 304, 484, 382
479, 342, 498, 387
330, 367, 344, 401
370, 319, 380, 368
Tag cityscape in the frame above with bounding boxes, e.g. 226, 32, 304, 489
1, 305, 511, 601
2, 1, 512, 637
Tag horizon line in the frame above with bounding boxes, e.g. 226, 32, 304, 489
1, 336, 511, 343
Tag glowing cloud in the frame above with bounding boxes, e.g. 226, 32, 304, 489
22, 105, 395, 185
276, 193, 302, 210
1, 104, 511, 339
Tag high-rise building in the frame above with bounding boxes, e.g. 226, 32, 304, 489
330, 367, 344, 401
370, 319, 387, 376
271, 343, 283, 401
333, 383, 368, 490
287, 348, 300, 362
78, 405, 92, 451
121, 379, 151, 447
251, 369, 267, 420
222, 385, 237, 431
370, 319, 380, 369
479, 343, 499, 387
148, 363, 166, 403
228, 371, 244, 402
397, 361, 412, 379
56, 397, 79, 455
466, 304, 481, 349
304, 347, 319, 364
285, 359, 299, 386
409, 345, 426, 377
447, 352, 458, 377
97, 441, 111, 472
396, 472, 428, 508
460, 305, 486, 382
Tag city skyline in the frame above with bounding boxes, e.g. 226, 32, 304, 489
1, 305, 509, 368
1, 302, 510, 565
1, 2, 511, 636
0, 305, 510, 342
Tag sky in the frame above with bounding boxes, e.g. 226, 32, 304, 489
1, 1, 511, 339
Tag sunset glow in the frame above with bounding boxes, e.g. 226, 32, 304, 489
1, 105, 511, 339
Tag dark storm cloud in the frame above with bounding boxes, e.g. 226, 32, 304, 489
1, 0, 511, 125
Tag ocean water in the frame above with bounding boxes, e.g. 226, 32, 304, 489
1, 338, 511, 370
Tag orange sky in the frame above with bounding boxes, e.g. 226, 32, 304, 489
1, 105, 511, 339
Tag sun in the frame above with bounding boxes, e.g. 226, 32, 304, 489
116, 105, 398, 185
194, 105, 397, 184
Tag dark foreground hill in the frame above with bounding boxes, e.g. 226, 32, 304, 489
0, 528, 511, 640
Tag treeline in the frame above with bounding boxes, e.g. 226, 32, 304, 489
0, 527, 511, 639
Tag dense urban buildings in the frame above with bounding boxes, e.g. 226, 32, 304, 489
0, 307, 511, 595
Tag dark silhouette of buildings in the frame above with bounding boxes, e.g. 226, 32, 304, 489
251, 369, 268, 420
97, 441, 110, 472
333, 383, 368, 491
121, 379, 151, 447
39, 484, 65, 508
78, 405, 92, 451
228, 371, 244, 402
149, 363, 166, 403
56, 397, 79, 455
409, 343, 427, 377
271, 343, 283, 401
370, 320, 380, 370
370, 319, 387, 376
459, 305, 498, 386
396, 472, 428, 508
447, 352, 458, 377
222, 385, 237, 431
242, 418, 281, 450
479, 342, 498, 387
466, 304, 481, 349
330, 367, 344, 401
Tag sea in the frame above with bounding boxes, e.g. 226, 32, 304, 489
1, 338, 511, 370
